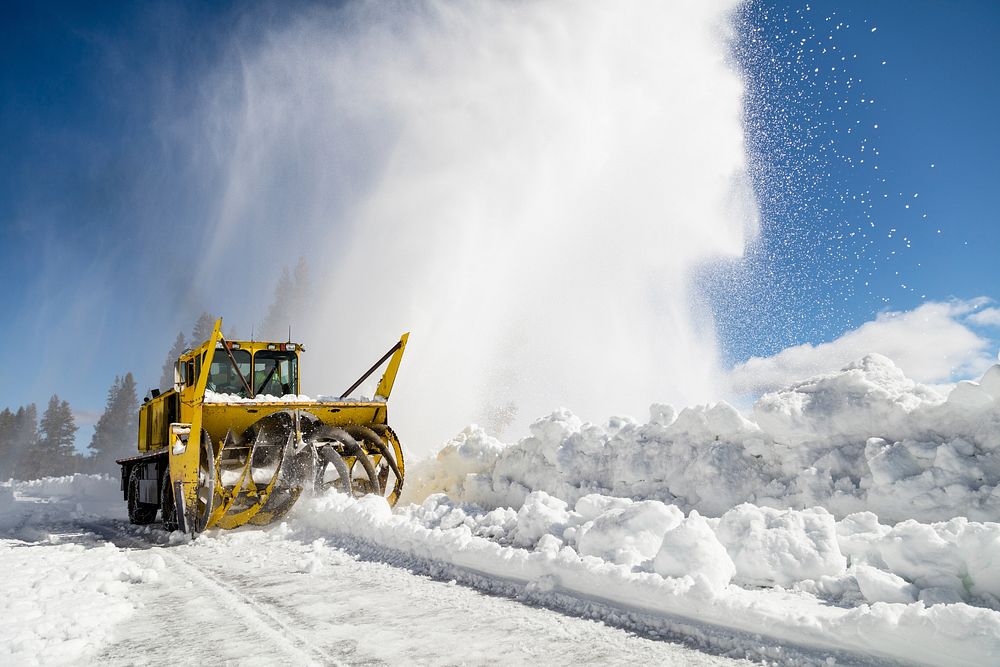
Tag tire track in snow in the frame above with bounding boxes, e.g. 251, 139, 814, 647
156, 549, 343, 667
81, 518, 351, 666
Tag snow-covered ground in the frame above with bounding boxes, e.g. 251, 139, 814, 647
0, 476, 746, 666
3, 354, 1000, 665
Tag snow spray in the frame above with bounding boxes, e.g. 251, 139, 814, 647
200, 0, 758, 452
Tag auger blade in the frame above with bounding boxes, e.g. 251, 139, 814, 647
327, 427, 383, 496
316, 444, 353, 496
214, 430, 293, 530
344, 424, 403, 501
206, 428, 260, 528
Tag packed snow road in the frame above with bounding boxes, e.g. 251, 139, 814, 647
93, 521, 742, 666
1, 481, 746, 667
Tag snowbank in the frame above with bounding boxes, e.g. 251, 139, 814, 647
388, 491, 1000, 610
0, 475, 156, 665
405, 355, 1000, 523
369, 354, 1000, 663
0, 540, 162, 665
12, 474, 120, 501
1, 475, 123, 538
287, 490, 1000, 666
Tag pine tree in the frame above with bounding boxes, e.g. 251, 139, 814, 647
261, 257, 311, 340
292, 256, 311, 301
12, 404, 39, 480
89, 374, 139, 474
0, 407, 16, 479
191, 312, 216, 345
261, 267, 294, 340
160, 331, 187, 392
31, 396, 78, 478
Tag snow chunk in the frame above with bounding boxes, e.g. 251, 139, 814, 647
514, 491, 569, 547
576, 500, 683, 567
716, 505, 846, 586
754, 353, 943, 449
573, 494, 633, 521
653, 511, 735, 592
400, 426, 505, 506
855, 564, 918, 604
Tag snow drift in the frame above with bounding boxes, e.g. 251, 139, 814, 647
0, 476, 165, 666
405, 354, 1000, 524
287, 490, 1000, 666
341, 353, 1000, 664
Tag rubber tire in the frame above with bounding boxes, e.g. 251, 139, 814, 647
160, 471, 178, 532
127, 466, 158, 525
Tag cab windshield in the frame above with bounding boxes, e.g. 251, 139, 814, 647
253, 351, 298, 397
207, 349, 252, 396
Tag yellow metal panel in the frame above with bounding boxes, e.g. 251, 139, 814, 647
150, 399, 164, 450
138, 406, 149, 451
200, 402, 383, 445
375, 332, 409, 400
169, 318, 224, 532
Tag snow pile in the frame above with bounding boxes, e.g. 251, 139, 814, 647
715, 504, 845, 587
836, 513, 1000, 604
13, 474, 120, 501
652, 511, 735, 593
1, 475, 122, 538
0, 475, 157, 665
0, 541, 162, 665
353, 354, 1000, 662
576, 499, 682, 568
406, 355, 1000, 523
288, 489, 1000, 665
390, 491, 1000, 610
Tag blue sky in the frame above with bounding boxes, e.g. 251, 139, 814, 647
710, 0, 1000, 362
1, 0, 998, 448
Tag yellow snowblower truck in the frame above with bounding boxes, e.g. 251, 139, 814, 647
117, 319, 407, 535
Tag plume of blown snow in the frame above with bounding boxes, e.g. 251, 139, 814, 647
193, 0, 757, 453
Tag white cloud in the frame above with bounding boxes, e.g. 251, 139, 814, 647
728, 300, 997, 395
968, 307, 1000, 328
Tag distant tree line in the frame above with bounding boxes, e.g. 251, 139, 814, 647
2, 262, 309, 481
0, 375, 136, 480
